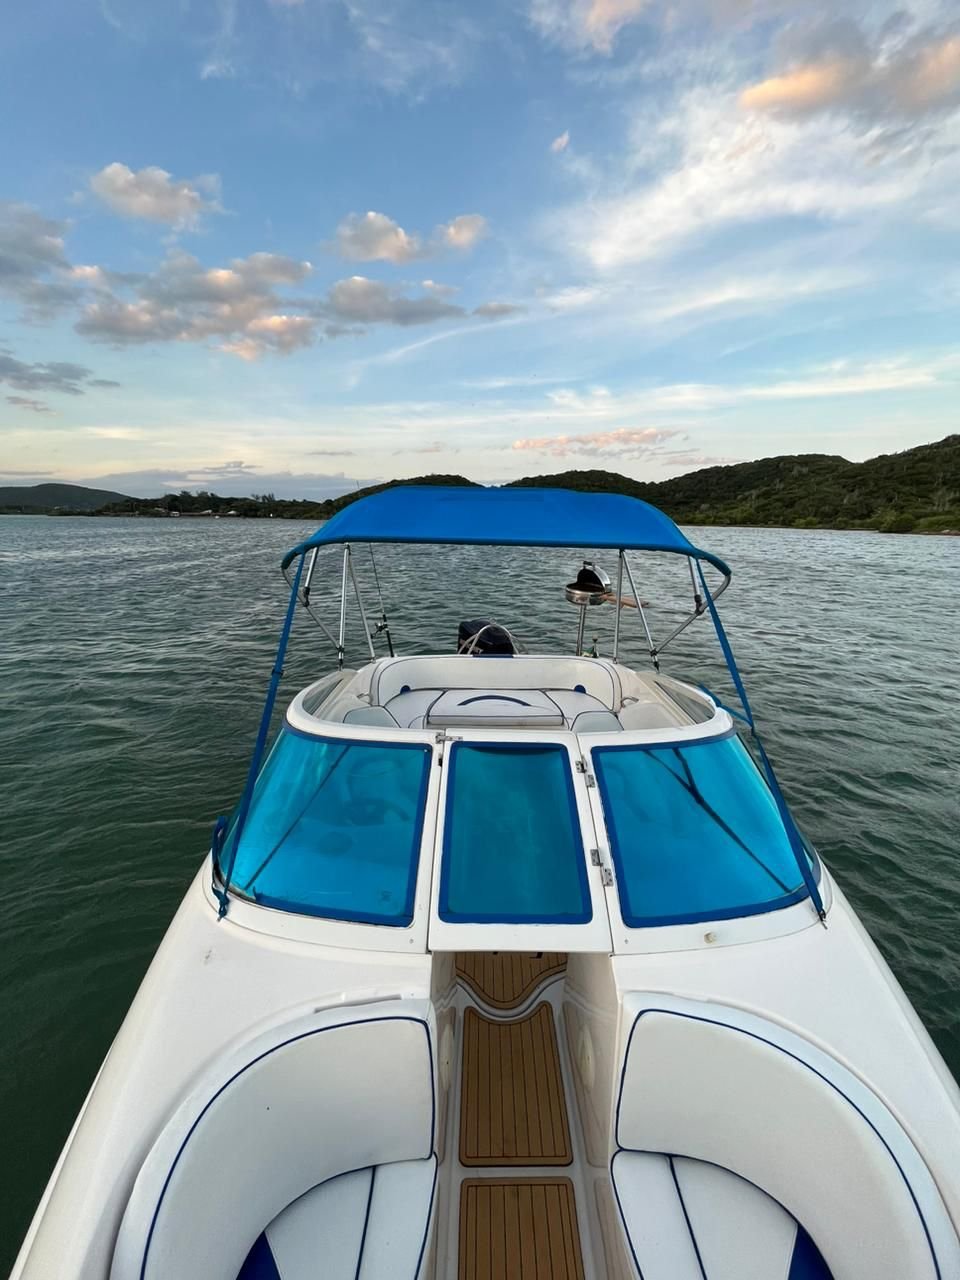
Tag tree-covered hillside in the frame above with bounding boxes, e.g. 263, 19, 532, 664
7, 437, 957, 533
508, 435, 960, 533
86, 474, 478, 521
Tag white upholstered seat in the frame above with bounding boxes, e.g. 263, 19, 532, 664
612, 1152, 829, 1279
237, 1158, 437, 1280
111, 1003, 436, 1280
615, 995, 960, 1280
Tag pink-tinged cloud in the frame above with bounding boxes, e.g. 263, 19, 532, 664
511, 425, 681, 458
659, 451, 742, 469
741, 30, 960, 120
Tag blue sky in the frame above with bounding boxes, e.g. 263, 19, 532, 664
1, 0, 959, 498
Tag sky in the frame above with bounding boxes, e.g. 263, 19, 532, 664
1, 0, 959, 499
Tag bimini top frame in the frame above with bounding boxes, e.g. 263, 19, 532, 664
213, 485, 825, 925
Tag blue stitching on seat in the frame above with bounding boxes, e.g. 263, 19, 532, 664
613, 1008, 941, 1280
612, 1152, 826, 1280
411, 1157, 439, 1280
138, 1016, 436, 1280
670, 1156, 708, 1280
354, 1165, 377, 1280
609, 1151, 646, 1280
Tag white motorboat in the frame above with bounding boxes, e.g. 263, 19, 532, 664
12, 485, 960, 1280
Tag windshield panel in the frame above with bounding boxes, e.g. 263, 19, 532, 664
220, 728, 431, 925
593, 734, 809, 926
439, 742, 591, 924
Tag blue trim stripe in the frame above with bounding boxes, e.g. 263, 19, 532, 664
614, 1007, 941, 1280
138, 1015, 436, 1280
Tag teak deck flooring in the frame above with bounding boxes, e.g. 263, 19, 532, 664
456, 952, 567, 1010
458, 1179, 585, 1280
460, 1001, 572, 1167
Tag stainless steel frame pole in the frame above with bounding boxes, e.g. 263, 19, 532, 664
613, 550, 624, 662
337, 546, 349, 669
346, 547, 376, 661
576, 604, 587, 657
302, 546, 320, 605
623, 552, 659, 671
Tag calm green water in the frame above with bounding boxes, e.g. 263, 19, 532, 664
1, 514, 958, 1266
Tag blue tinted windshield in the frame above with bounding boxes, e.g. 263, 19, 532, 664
593, 734, 811, 926
220, 729, 431, 925
439, 743, 591, 924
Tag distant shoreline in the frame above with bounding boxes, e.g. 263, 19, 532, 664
2, 434, 957, 534
3, 511, 956, 536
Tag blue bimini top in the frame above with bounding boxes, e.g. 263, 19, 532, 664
282, 484, 731, 577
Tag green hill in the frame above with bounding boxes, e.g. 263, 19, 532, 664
0, 482, 133, 513
15, 438, 959, 532
508, 436, 960, 533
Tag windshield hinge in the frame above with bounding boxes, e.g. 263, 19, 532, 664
590, 848, 601, 866
601, 867, 614, 887
575, 759, 596, 786
434, 731, 461, 744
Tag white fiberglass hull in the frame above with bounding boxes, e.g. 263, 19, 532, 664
11, 858, 960, 1280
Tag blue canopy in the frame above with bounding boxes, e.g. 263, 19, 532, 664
282, 485, 731, 576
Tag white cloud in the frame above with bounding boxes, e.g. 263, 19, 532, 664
199, 0, 239, 80
334, 211, 424, 263
551, 130, 571, 152
531, 0, 649, 53
89, 163, 222, 228
333, 210, 488, 261
72, 462, 361, 501
324, 276, 464, 325
0, 202, 76, 318
221, 315, 316, 360
5, 394, 54, 414
75, 250, 316, 356
422, 279, 460, 297
472, 301, 525, 318
437, 212, 488, 250
67, 238, 512, 358
562, 86, 952, 271
336, 0, 480, 95
0, 350, 118, 396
